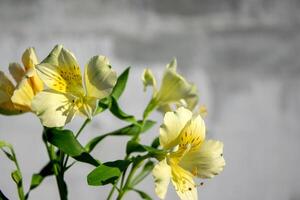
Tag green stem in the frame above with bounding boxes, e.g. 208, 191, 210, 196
106, 155, 129, 200
117, 156, 147, 200
11, 149, 25, 200
75, 118, 91, 138
43, 130, 67, 200
142, 98, 158, 120
63, 118, 91, 169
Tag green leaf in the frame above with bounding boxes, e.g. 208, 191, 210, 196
151, 137, 160, 148
0, 190, 9, 200
11, 170, 22, 185
44, 128, 99, 166
85, 120, 156, 153
104, 160, 131, 172
87, 165, 121, 186
126, 140, 166, 159
130, 161, 154, 186
132, 189, 152, 200
143, 98, 158, 119
26, 161, 53, 197
126, 140, 147, 155
96, 97, 111, 114
111, 67, 130, 100
109, 96, 136, 124
0, 140, 25, 200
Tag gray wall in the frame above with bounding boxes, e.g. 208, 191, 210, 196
1, 0, 300, 199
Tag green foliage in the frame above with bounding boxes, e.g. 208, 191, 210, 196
85, 120, 155, 153
126, 140, 166, 159
111, 67, 130, 100
87, 160, 131, 186
44, 128, 99, 166
0, 140, 25, 200
132, 189, 153, 200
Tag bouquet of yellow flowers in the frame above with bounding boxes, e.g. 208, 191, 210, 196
0, 45, 225, 200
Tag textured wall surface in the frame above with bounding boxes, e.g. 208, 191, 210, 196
1, 0, 300, 199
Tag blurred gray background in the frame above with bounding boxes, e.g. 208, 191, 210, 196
1, 0, 300, 199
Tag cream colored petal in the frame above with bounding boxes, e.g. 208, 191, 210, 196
78, 96, 98, 118
171, 164, 197, 200
157, 103, 172, 113
152, 159, 171, 199
155, 62, 194, 105
142, 68, 157, 92
0, 71, 28, 114
180, 140, 225, 179
178, 115, 206, 151
11, 77, 34, 110
31, 90, 77, 127
159, 107, 192, 150
36, 45, 84, 95
84, 56, 117, 99
183, 84, 198, 111
22, 47, 39, 70
9, 63, 25, 84
0, 71, 15, 96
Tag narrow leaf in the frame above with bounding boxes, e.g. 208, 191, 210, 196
44, 128, 99, 166
109, 96, 137, 124
130, 161, 154, 186
111, 67, 130, 99
87, 165, 121, 186
133, 189, 152, 200
85, 120, 156, 153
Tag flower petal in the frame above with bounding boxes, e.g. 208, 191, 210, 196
11, 77, 34, 110
8, 63, 25, 84
31, 90, 77, 127
0, 71, 21, 114
154, 59, 196, 106
36, 45, 84, 95
22, 47, 39, 70
77, 96, 98, 119
152, 159, 171, 199
84, 55, 117, 99
142, 68, 157, 92
171, 164, 198, 200
178, 115, 206, 151
180, 140, 225, 179
159, 107, 192, 150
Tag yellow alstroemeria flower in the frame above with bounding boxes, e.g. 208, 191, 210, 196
152, 107, 225, 200
142, 59, 198, 114
31, 45, 117, 127
0, 48, 43, 115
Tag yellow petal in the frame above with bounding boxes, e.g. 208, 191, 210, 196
178, 115, 206, 151
142, 68, 157, 92
31, 90, 77, 127
180, 140, 225, 179
183, 84, 198, 111
22, 47, 39, 70
36, 45, 84, 95
152, 159, 171, 199
155, 60, 195, 105
84, 55, 117, 99
0, 71, 20, 115
11, 77, 34, 110
77, 96, 98, 118
171, 164, 198, 200
159, 107, 192, 150
9, 63, 25, 84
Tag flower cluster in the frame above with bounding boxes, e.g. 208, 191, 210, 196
0, 45, 225, 200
